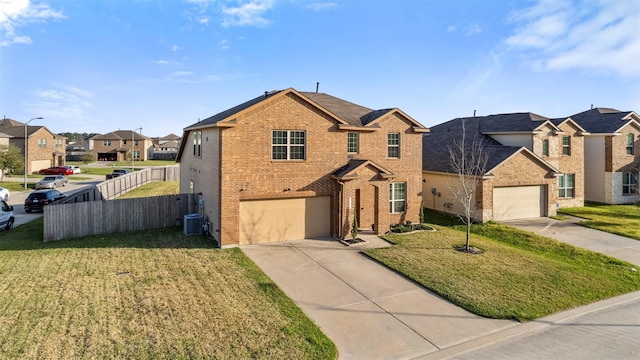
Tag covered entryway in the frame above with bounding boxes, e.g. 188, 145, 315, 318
493, 185, 546, 220
239, 196, 331, 245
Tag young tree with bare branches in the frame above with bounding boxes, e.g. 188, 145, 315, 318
448, 119, 490, 252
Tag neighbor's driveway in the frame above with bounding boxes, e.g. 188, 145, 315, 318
500, 217, 640, 267
242, 235, 516, 360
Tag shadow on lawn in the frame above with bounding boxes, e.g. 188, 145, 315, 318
0, 217, 217, 251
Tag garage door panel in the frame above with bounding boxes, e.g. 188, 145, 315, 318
493, 186, 545, 221
240, 197, 330, 245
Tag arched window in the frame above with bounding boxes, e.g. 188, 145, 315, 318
626, 133, 634, 155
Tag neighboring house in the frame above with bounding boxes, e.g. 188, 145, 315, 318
89, 130, 153, 162
423, 112, 586, 222
569, 108, 640, 204
176, 88, 428, 247
0, 118, 67, 174
65, 141, 87, 161
150, 133, 181, 160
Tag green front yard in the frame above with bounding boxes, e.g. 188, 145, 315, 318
558, 202, 640, 240
365, 212, 640, 322
0, 219, 336, 359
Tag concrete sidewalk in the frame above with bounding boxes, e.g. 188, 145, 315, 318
242, 235, 517, 359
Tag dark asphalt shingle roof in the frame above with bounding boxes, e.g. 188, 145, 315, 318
568, 108, 635, 133
478, 112, 550, 133
185, 89, 399, 129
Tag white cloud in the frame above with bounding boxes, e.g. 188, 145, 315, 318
222, 0, 274, 27
0, 0, 64, 46
306, 2, 337, 11
504, 0, 640, 77
447, 22, 483, 36
27, 84, 95, 120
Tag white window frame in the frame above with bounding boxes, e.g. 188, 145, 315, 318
103, 140, 111, 147
623, 172, 637, 195
626, 134, 634, 155
193, 131, 201, 158
347, 132, 359, 154
272, 130, 306, 160
389, 182, 406, 213
562, 136, 571, 156
388, 133, 400, 158
558, 174, 575, 198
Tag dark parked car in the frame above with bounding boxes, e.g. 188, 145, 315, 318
39, 166, 73, 175
106, 169, 131, 180
24, 189, 66, 213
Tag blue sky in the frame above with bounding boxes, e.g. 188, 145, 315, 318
1, 0, 639, 137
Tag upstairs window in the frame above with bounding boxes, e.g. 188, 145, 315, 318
347, 132, 359, 154
388, 133, 400, 158
562, 136, 571, 156
192, 131, 202, 158
542, 139, 549, 156
558, 174, 574, 198
623, 172, 637, 195
272, 130, 305, 160
626, 134, 634, 155
103, 140, 111, 146
55, 139, 63, 147
38, 139, 47, 148
389, 182, 406, 213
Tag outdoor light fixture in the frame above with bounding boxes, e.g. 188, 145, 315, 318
24, 117, 43, 189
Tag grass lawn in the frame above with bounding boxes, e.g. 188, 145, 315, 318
0, 219, 336, 359
365, 215, 640, 322
558, 203, 640, 240
118, 181, 179, 198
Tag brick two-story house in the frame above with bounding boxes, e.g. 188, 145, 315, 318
90, 130, 153, 162
569, 107, 640, 204
0, 118, 66, 174
176, 88, 428, 246
423, 112, 586, 221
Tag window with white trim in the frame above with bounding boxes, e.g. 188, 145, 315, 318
347, 132, 359, 154
272, 130, 305, 160
389, 182, 406, 213
38, 138, 47, 148
626, 134, 634, 155
193, 131, 201, 158
103, 140, 111, 146
558, 174, 574, 198
623, 172, 637, 195
562, 136, 571, 156
388, 133, 400, 158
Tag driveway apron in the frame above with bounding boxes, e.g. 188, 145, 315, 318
241, 235, 515, 360
500, 217, 640, 267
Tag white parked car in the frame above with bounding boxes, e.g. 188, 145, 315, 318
65, 165, 81, 174
0, 187, 9, 201
36, 175, 68, 189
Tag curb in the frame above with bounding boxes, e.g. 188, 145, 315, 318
415, 290, 640, 359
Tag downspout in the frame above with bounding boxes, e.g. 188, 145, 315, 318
337, 180, 345, 239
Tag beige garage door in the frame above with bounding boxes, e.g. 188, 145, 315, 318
239, 196, 331, 245
31, 160, 51, 174
493, 186, 545, 221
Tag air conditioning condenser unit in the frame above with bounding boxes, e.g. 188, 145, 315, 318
184, 214, 203, 235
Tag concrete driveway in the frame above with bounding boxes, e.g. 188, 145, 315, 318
500, 217, 640, 267
242, 235, 516, 360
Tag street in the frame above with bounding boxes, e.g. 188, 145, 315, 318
4, 175, 104, 228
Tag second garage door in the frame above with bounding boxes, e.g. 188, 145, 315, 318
493, 186, 545, 221
239, 196, 331, 245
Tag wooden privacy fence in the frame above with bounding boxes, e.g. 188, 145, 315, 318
60, 165, 180, 203
44, 193, 199, 241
